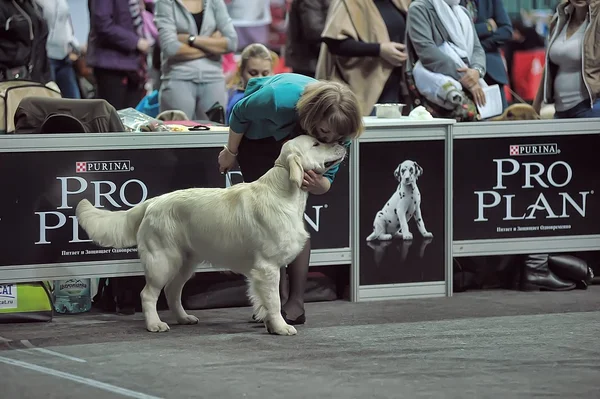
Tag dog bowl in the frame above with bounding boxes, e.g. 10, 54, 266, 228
374, 103, 405, 118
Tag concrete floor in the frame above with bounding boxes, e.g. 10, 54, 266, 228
1, 287, 599, 399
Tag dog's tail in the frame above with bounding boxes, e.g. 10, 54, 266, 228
76, 198, 153, 248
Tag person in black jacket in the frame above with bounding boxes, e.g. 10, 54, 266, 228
0, 0, 50, 83
286, 0, 331, 78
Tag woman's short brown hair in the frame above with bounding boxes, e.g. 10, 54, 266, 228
296, 80, 364, 140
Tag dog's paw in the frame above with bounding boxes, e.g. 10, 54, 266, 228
265, 320, 298, 336
379, 234, 393, 241
422, 232, 433, 239
177, 315, 199, 325
146, 321, 170, 332
402, 232, 414, 240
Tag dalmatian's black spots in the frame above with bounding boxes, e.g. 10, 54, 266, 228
386, 220, 392, 224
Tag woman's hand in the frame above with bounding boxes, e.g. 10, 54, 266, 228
302, 170, 331, 195
468, 83, 487, 107
380, 42, 408, 67
457, 67, 480, 89
137, 38, 150, 54
218, 147, 237, 174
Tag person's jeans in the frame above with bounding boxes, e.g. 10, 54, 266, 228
50, 57, 81, 99
554, 99, 600, 119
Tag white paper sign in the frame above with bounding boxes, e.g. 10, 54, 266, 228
0, 284, 18, 309
477, 84, 503, 119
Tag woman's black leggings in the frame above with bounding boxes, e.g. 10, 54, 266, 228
236, 135, 310, 311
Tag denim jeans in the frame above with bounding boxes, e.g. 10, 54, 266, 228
49, 57, 81, 99
554, 99, 600, 119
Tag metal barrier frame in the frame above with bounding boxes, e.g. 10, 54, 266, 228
350, 118, 456, 302
0, 131, 351, 283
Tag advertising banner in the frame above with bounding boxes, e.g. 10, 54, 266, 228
0, 147, 350, 267
453, 134, 600, 241
359, 141, 446, 286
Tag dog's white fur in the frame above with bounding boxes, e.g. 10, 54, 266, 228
76, 135, 346, 335
366, 160, 433, 241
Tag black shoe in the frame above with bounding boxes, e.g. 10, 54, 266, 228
520, 254, 576, 291
282, 310, 306, 325
549, 254, 594, 290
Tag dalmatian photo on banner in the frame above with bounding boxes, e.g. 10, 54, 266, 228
359, 140, 446, 287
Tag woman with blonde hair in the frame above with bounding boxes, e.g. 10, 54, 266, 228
218, 73, 363, 325
225, 43, 278, 122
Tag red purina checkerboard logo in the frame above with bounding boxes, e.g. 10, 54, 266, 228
509, 143, 559, 156
75, 160, 133, 173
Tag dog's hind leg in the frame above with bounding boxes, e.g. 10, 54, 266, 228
164, 260, 199, 326
139, 249, 182, 333
250, 263, 296, 336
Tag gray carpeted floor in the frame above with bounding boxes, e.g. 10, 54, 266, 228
1, 287, 599, 399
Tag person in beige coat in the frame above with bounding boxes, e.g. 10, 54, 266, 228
316, 0, 412, 116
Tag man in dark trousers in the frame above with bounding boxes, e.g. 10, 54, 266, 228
286, 0, 332, 78
461, 0, 513, 110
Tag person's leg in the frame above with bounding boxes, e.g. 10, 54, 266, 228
49, 58, 58, 83
159, 79, 197, 120
577, 99, 600, 118
239, 137, 310, 324
94, 68, 128, 110
282, 234, 310, 323
54, 58, 82, 99
238, 136, 312, 322
196, 79, 227, 120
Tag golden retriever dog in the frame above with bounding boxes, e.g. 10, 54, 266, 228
75, 135, 346, 336
490, 103, 541, 121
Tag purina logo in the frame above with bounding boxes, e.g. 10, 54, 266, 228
509, 143, 560, 156
75, 160, 134, 173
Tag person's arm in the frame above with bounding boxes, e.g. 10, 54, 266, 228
469, 26, 487, 76
190, 0, 238, 54
89, 0, 140, 52
406, 4, 463, 80
478, 0, 513, 52
322, 141, 351, 184
532, 67, 546, 113
322, 37, 381, 57
299, 0, 329, 44
154, 0, 206, 61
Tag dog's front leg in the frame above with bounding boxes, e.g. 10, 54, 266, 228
250, 264, 297, 336
414, 205, 433, 238
396, 203, 413, 240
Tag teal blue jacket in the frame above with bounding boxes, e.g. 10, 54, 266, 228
228, 73, 349, 183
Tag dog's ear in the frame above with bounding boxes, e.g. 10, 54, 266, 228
414, 162, 423, 177
394, 166, 401, 180
287, 154, 304, 188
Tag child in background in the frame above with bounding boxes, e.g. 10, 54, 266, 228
225, 43, 277, 123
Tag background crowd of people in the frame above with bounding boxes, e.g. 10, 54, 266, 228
1, 0, 597, 122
